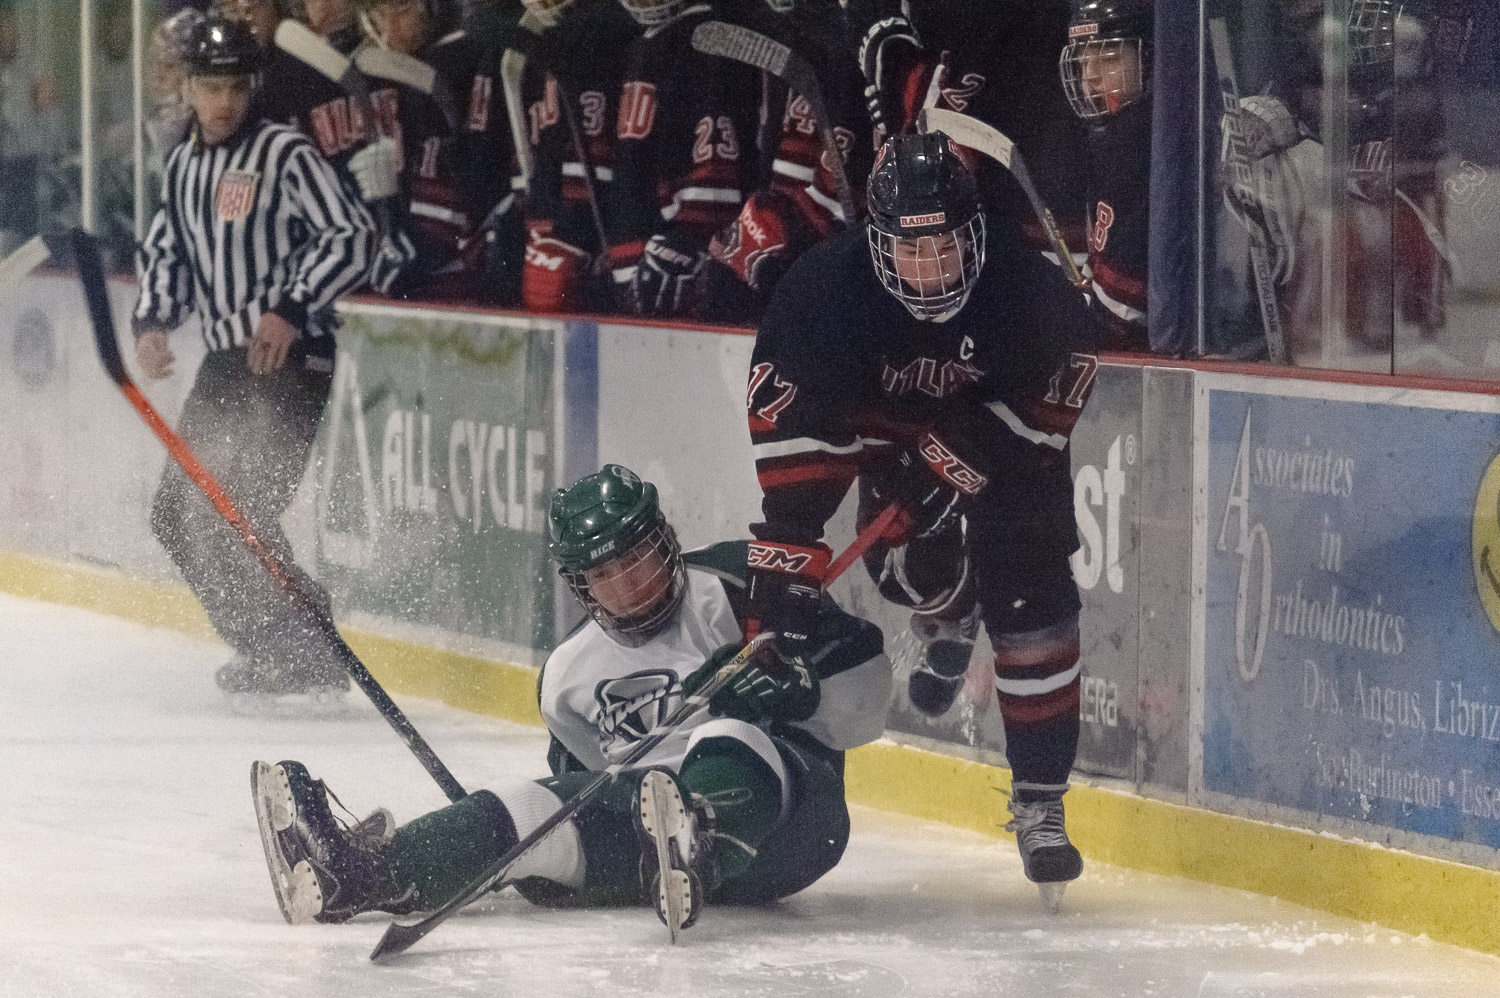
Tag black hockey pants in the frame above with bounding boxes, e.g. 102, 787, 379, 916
150, 346, 335, 678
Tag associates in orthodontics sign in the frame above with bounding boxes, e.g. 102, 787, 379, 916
1203, 385, 1500, 851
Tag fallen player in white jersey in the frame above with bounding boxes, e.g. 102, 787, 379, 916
251, 463, 892, 936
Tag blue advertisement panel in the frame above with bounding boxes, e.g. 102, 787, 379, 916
1203, 386, 1500, 850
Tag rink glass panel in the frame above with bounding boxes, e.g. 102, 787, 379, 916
1202, 1, 1500, 377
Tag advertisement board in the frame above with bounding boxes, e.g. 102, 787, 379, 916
313, 306, 559, 655
1202, 382, 1500, 850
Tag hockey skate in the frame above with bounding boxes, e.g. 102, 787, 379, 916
251, 759, 412, 924
218, 654, 349, 715
633, 768, 716, 943
905, 604, 981, 717
1005, 790, 1083, 914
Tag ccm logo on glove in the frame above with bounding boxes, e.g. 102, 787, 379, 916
747, 541, 830, 578
918, 432, 989, 495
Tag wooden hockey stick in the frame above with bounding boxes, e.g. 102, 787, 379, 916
689, 20, 857, 225
71, 228, 468, 805
917, 107, 1088, 290
370, 503, 901, 963
1209, 18, 1290, 364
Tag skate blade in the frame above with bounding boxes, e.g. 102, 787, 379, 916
640, 772, 687, 943
251, 761, 297, 924
250, 761, 324, 925
1038, 882, 1066, 914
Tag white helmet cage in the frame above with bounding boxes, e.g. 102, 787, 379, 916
1059, 32, 1152, 121
867, 213, 987, 321
1348, 0, 1399, 67
560, 521, 687, 647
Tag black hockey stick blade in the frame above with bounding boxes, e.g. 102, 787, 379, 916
72, 228, 128, 385
72, 228, 467, 805
690, 20, 857, 225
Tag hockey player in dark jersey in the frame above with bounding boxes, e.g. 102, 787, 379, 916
252, 465, 891, 936
355, 0, 524, 303
1059, 0, 1151, 352
847, 0, 1090, 264
220, 0, 379, 174
605, 0, 769, 318
704, 0, 871, 321
514, 0, 639, 313
746, 132, 1094, 904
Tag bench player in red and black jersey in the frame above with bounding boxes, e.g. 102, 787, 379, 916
704, 0, 872, 321
1059, 0, 1152, 352
355, 0, 524, 303
745, 133, 1096, 904
605, 0, 769, 319
515, 0, 640, 314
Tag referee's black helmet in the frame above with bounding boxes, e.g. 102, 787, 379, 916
184, 14, 262, 77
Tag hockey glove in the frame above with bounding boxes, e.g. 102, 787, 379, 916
856, 14, 923, 140
632, 231, 707, 316
744, 540, 829, 668
708, 191, 798, 293
684, 642, 821, 724
867, 447, 964, 545
349, 136, 402, 202
523, 228, 593, 312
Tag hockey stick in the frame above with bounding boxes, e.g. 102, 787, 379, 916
1208, 18, 1289, 364
917, 107, 1087, 290
71, 228, 468, 805
369, 503, 902, 963
499, 9, 552, 190
690, 20, 857, 226
353, 46, 462, 133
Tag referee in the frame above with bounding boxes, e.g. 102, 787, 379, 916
134, 14, 376, 701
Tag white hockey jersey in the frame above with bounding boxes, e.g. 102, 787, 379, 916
539, 556, 892, 773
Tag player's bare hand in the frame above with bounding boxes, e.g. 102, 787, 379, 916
249, 312, 296, 375
135, 330, 175, 380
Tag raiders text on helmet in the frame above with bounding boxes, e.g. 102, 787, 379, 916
1059, 0, 1153, 121
548, 465, 687, 646
866, 131, 987, 321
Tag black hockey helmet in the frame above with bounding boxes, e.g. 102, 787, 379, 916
1059, 0, 1153, 121
184, 14, 262, 77
866, 131, 987, 321
548, 465, 686, 647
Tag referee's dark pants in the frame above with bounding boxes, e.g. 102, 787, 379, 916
150, 343, 338, 687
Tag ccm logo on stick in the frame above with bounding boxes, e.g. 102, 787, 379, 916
919, 433, 988, 495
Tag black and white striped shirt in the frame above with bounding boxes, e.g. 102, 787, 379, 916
135, 118, 376, 352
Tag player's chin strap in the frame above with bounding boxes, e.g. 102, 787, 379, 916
369, 503, 903, 963
71, 228, 468, 806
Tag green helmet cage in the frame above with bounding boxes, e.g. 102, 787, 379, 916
548, 464, 686, 646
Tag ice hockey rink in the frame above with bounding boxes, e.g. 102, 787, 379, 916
3, 592, 1497, 998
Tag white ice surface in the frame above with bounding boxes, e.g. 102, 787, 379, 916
3, 593, 1498, 998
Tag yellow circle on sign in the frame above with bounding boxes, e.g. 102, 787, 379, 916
1472, 453, 1500, 634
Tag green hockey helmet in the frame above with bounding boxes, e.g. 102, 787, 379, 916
548, 465, 686, 646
